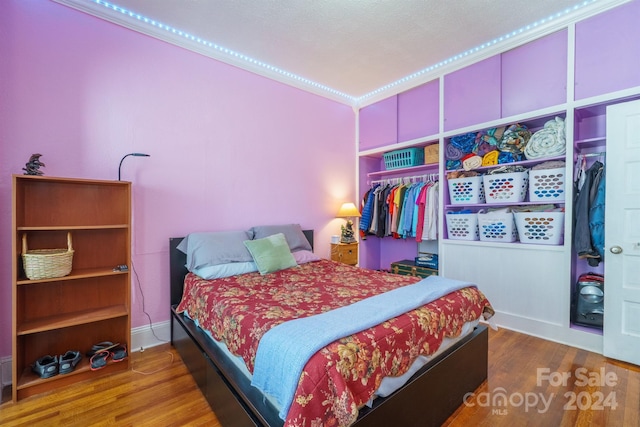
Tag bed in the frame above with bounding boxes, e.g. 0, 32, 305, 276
170, 227, 492, 427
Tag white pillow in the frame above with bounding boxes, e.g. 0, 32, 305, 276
192, 262, 258, 280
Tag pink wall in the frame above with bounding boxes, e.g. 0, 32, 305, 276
0, 0, 355, 358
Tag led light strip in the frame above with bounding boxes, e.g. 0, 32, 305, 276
81, 0, 603, 105
89, 0, 355, 102
355, 0, 600, 103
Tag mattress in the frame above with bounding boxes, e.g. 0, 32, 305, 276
176, 258, 492, 427
187, 311, 479, 408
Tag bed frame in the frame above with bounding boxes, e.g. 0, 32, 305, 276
169, 233, 488, 427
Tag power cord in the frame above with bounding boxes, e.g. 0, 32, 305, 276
131, 258, 167, 344
129, 258, 176, 375
132, 351, 174, 375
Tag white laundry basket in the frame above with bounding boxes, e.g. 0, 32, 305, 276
514, 212, 564, 245
477, 211, 517, 242
446, 212, 479, 241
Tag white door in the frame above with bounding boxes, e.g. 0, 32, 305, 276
603, 99, 640, 365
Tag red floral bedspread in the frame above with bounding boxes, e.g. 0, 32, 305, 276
176, 259, 492, 427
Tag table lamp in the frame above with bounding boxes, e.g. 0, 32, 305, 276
336, 202, 361, 243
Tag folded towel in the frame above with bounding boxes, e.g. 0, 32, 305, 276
445, 142, 465, 161
449, 133, 476, 154
474, 127, 503, 156
482, 150, 499, 166
498, 124, 531, 154
462, 154, 483, 171
524, 117, 566, 160
446, 159, 462, 170
498, 152, 521, 164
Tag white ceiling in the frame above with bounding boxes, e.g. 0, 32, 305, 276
56, 0, 627, 105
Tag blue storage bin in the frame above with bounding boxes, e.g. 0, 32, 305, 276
383, 147, 424, 170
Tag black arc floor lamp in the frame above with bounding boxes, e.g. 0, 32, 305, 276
118, 153, 150, 181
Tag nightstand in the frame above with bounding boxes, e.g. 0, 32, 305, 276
331, 242, 358, 266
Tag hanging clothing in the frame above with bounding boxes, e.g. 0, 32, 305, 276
359, 185, 379, 235
574, 160, 604, 266
589, 169, 606, 261
360, 178, 439, 242
422, 182, 439, 241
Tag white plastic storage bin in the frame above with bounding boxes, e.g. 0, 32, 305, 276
448, 176, 485, 205
477, 211, 517, 242
483, 170, 529, 204
446, 212, 479, 241
514, 212, 564, 245
529, 167, 566, 202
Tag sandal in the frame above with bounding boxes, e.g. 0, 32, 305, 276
32, 355, 59, 379
86, 341, 118, 358
111, 344, 128, 362
90, 350, 111, 371
59, 350, 82, 374
87, 341, 127, 370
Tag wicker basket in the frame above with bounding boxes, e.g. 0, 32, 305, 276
424, 144, 439, 164
22, 232, 74, 280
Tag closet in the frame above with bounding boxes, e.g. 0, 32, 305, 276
572, 105, 606, 332
356, 0, 640, 357
358, 78, 440, 272
358, 153, 440, 271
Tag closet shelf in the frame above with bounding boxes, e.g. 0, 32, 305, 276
445, 201, 564, 209
574, 137, 606, 149
441, 239, 566, 252
445, 155, 565, 174
367, 163, 438, 178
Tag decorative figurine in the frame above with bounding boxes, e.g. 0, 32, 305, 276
340, 220, 356, 243
23, 154, 45, 176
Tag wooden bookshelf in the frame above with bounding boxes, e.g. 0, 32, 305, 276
12, 175, 131, 402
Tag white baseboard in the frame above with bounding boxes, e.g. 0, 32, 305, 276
0, 321, 172, 388
492, 311, 603, 354
131, 320, 172, 353
1, 356, 11, 389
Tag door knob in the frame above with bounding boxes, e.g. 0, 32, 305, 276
610, 245, 623, 254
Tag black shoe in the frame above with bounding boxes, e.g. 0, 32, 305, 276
32, 355, 59, 379
59, 350, 82, 374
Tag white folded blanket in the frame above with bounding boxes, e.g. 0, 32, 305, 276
524, 116, 566, 159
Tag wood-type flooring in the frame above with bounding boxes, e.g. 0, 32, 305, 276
1, 327, 638, 426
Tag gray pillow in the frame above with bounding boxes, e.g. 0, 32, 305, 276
177, 230, 254, 270
250, 224, 312, 252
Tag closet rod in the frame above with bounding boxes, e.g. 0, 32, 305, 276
368, 173, 438, 186
577, 151, 605, 158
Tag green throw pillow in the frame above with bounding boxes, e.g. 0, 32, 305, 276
244, 233, 298, 275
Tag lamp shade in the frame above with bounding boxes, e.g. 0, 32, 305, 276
336, 202, 361, 218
